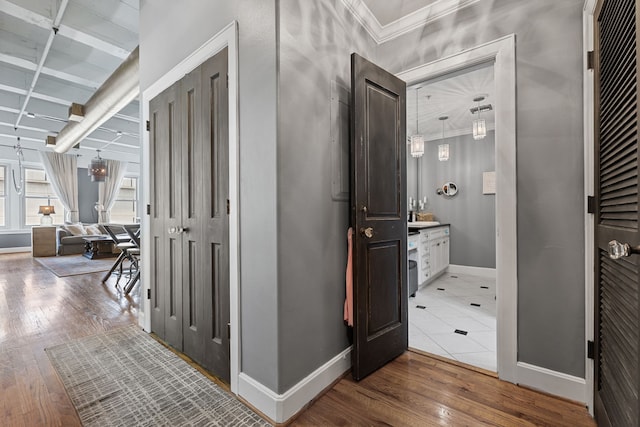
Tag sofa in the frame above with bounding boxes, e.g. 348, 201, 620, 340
57, 223, 107, 255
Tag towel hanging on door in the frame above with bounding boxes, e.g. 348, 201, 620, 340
343, 227, 354, 327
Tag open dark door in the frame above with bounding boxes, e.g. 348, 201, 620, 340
350, 53, 407, 380
593, 0, 640, 426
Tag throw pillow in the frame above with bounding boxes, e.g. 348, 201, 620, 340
64, 223, 86, 236
85, 224, 102, 235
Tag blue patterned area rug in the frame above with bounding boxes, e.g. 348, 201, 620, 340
46, 326, 270, 427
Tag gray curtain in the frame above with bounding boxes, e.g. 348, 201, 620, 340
98, 159, 128, 223
39, 151, 79, 223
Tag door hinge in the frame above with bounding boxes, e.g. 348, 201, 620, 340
146, 120, 150, 131
226, 199, 230, 215
146, 204, 151, 215
587, 195, 595, 214
587, 51, 594, 70
147, 288, 151, 300
226, 74, 229, 88
227, 323, 231, 340
587, 340, 594, 359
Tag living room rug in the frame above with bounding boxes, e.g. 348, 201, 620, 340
45, 325, 269, 427
35, 255, 116, 277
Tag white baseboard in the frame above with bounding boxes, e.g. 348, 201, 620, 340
516, 362, 587, 405
0, 247, 31, 254
448, 264, 496, 278
238, 346, 352, 423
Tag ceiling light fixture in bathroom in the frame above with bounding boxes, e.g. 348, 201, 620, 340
438, 116, 449, 161
472, 96, 487, 140
409, 87, 424, 158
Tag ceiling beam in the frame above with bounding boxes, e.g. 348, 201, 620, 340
0, 52, 100, 89
0, 0, 129, 59
0, 83, 139, 123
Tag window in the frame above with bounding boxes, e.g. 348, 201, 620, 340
24, 168, 64, 226
110, 177, 138, 223
0, 166, 5, 226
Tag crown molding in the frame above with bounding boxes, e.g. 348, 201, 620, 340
341, 0, 482, 44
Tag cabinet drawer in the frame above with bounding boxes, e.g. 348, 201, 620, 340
429, 227, 449, 240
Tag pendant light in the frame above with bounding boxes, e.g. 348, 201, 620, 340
88, 149, 108, 182
472, 96, 487, 140
409, 87, 424, 158
438, 116, 449, 161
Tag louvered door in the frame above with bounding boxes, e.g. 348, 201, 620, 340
593, 0, 639, 425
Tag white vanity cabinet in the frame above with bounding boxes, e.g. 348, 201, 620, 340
429, 227, 450, 278
419, 229, 431, 284
416, 226, 450, 286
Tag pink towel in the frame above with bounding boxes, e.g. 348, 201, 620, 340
344, 227, 354, 327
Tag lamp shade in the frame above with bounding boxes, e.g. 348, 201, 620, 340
89, 155, 108, 182
473, 118, 487, 140
410, 135, 425, 158
38, 205, 55, 215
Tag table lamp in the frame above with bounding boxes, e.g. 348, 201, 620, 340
38, 198, 56, 225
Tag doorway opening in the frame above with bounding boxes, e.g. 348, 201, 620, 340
406, 62, 497, 372
396, 34, 517, 382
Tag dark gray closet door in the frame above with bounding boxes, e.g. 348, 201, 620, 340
149, 47, 230, 383
150, 81, 184, 350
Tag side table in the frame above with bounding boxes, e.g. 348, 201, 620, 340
32, 226, 57, 257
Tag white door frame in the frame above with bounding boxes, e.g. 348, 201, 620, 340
139, 21, 240, 394
583, 0, 597, 415
397, 34, 518, 383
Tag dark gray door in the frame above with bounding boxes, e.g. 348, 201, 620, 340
149, 81, 183, 348
149, 48, 230, 382
199, 49, 230, 381
593, 0, 639, 426
350, 53, 407, 381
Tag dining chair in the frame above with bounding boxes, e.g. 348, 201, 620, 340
101, 224, 137, 286
122, 224, 141, 294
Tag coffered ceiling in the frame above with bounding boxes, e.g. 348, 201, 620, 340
0, 0, 139, 163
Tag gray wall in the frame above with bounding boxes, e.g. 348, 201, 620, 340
420, 132, 495, 268
140, 0, 280, 391
0, 233, 30, 249
277, 0, 378, 392
77, 168, 99, 223
377, 0, 585, 376
140, 0, 587, 395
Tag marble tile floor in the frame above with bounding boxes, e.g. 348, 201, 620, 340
408, 271, 497, 372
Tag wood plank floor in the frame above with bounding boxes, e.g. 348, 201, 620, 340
292, 353, 596, 426
1, 252, 596, 426
0, 252, 139, 426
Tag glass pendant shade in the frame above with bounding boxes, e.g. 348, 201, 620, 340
410, 135, 425, 158
473, 118, 487, 140
438, 144, 449, 161
89, 151, 108, 182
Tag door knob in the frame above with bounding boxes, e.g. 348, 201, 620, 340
168, 226, 188, 235
608, 240, 640, 259
360, 227, 374, 238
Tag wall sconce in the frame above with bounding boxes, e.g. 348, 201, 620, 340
409, 87, 424, 158
38, 196, 56, 225
89, 149, 108, 182
472, 96, 487, 140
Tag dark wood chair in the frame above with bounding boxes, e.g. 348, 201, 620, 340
101, 224, 138, 288
122, 224, 141, 294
